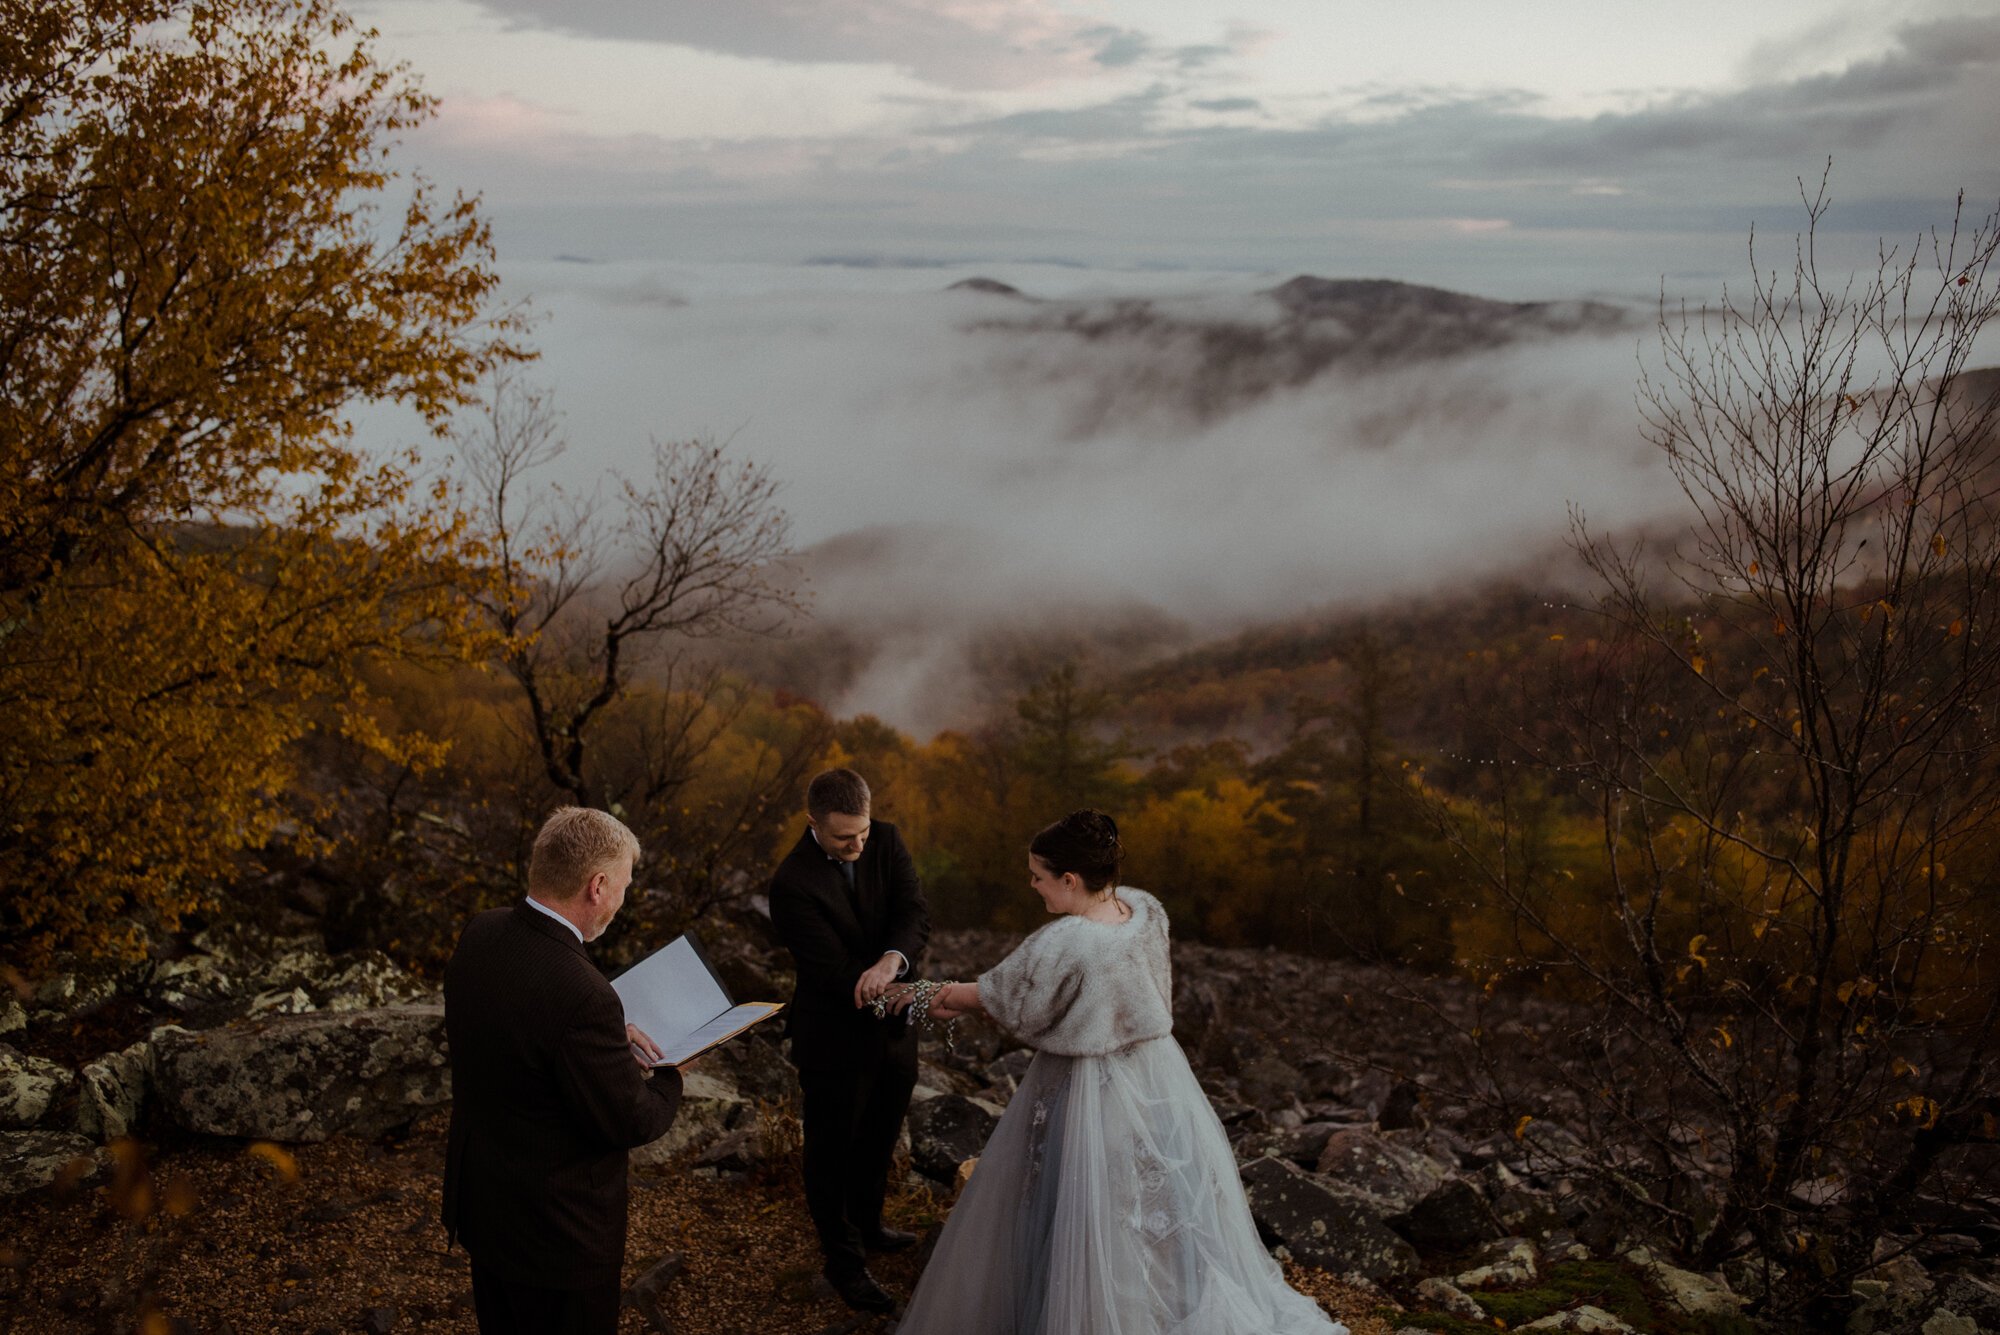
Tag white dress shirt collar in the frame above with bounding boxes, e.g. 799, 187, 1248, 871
524, 895, 585, 943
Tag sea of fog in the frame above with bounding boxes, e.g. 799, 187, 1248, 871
349, 257, 1988, 733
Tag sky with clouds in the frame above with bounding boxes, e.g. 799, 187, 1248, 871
364, 0, 2000, 293
344, 0, 2000, 730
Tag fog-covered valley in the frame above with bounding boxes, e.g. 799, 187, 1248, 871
428, 260, 1683, 733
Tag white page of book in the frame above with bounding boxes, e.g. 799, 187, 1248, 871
611, 935, 732, 1054
651, 1002, 782, 1067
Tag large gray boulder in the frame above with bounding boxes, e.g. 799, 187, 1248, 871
1313, 1126, 1451, 1212
1239, 1155, 1421, 1287
630, 1072, 746, 1167
0, 1043, 74, 1129
1933, 1274, 2000, 1330
150, 1005, 448, 1142
0, 1130, 106, 1196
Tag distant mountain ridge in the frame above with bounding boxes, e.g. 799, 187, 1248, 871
946, 274, 1632, 434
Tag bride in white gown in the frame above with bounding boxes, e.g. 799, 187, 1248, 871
888, 810, 1347, 1335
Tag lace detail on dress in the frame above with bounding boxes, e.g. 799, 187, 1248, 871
1021, 1059, 1071, 1207
1128, 1139, 1186, 1244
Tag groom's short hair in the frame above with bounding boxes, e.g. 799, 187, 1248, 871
528, 806, 640, 901
806, 768, 871, 821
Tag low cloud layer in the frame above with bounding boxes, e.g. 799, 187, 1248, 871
438, 263, 1686, 733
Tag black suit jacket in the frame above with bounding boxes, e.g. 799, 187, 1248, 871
442, 903, 683, 1288
769, 821, 930, 1071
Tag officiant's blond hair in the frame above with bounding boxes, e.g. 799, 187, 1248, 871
529, 806, 641, 900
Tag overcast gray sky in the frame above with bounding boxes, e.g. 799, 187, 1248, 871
364, 0, 2000, 292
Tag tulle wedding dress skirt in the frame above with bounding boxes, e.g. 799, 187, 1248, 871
897, 1036, 1348, 1335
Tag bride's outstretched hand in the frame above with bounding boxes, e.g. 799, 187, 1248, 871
926, 982, 972, 1021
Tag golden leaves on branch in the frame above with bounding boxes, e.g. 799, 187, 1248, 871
0, 0, 522, 963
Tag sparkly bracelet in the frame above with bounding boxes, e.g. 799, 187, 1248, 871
871, 978, 964, 1052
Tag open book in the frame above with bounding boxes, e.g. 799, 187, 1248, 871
610, 933, 783, 1068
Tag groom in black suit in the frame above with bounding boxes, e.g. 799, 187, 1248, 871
443, 806, 686, 1335
769, 768, 931, 1312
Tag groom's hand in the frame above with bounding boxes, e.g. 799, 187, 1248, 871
853, 954, 902, 1008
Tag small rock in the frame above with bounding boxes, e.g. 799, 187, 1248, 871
1521, 1305, 1639, 1332
1455, 1236, 1539, 1289
1920, 1313, 1977, 1335
908, 1095, 998, 1183
1516, 1120, 1586, 1171
692, 1127, 761, 1174
1268, 1121, 1342, 1168
697, 1036, 793, 1104
1414, 1276, 1486, 1320
1621, 1245, 1743, 1317
0, 1000, 24, 1038
1493, 1181, 1561, 1234
984, 1049, 1034, 1086
359, 1306, 396, 1333
1719, 1253, 1783, 1306
33, 972, 118, 1021
0, 1130, 105, 1196
77, 1040, 151, 1142
1540, 1229, 1593, 1263
311, 955, 433, 1012
0, 1044, 74, 1129
149, 956, 237, 1012
1237, 1055, 1304, 1110
955, 1157, 978, 1191
1394, 1177, 1503, 1254
247, 987, 316, 1017
913, 1059, 979, 1101
1313, 1126, 1450, 1212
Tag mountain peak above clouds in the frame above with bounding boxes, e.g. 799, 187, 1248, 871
955, 274, 1634, 436
946, 276, 1031, 298
1262, 275, 1625, 338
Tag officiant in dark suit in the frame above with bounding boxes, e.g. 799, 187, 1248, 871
443, 806, 686, 1335
769, 768, 931, 1312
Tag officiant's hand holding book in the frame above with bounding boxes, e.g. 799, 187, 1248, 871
611, 932, 783, 1069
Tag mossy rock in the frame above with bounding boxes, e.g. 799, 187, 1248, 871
1390, 1260, 1759, 1335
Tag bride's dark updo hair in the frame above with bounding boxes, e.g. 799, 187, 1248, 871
1029, 810, 1122, 892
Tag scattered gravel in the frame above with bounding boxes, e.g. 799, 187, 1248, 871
0, 1107, 1385, 1333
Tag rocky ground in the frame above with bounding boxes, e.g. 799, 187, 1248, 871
2, 923, 1996, 1334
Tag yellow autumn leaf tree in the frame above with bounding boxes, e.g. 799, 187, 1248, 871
0, 0, 525, 963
